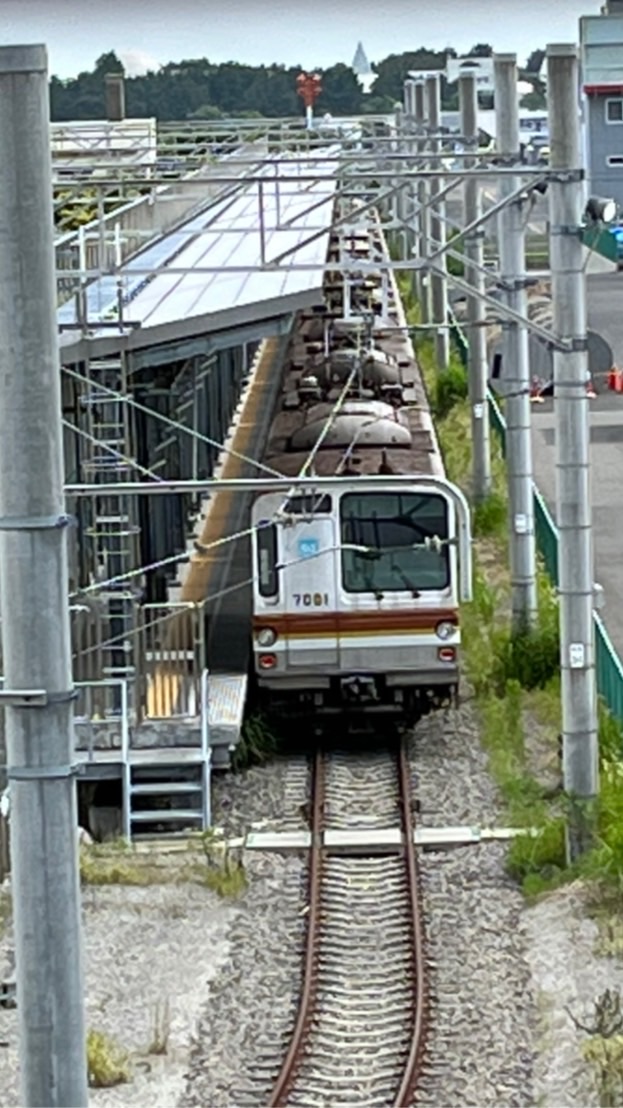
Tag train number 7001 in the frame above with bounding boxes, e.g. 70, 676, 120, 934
293, 593, 330, 607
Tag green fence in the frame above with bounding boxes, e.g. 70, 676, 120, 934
582, 224, 620, 265
487, 389, 623, 726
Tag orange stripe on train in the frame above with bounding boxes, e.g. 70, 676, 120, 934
253, 609, 459, 635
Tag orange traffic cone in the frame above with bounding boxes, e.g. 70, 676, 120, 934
608, 366, 618, 390
530, 376, 544, 402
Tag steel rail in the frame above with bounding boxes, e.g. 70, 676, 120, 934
268, 740, 429, 1107
268, 747, 325, 1107
394, 738, 429, 1107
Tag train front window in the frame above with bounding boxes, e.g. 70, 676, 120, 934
340, 492, 450, 593
256, 523, 279, 598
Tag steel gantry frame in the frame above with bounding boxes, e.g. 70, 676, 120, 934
55, 165, 569, 352
53, 72, 599, 825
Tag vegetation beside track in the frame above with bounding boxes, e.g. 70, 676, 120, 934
398, 275, 623, 906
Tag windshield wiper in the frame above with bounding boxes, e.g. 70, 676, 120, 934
391, 564, 421, 597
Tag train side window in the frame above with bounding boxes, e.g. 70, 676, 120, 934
256, 524, 279, 598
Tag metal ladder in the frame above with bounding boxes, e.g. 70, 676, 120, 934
81, 355, 140, 711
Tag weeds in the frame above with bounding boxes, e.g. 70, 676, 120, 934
80, 843, 157, 886
198, 828, 247, 898
399, 272, 623, 904
231, 711, 280, 772
147, 999, 171, 1055
86, 1029, 131, 1088
568, 990, 623, 1106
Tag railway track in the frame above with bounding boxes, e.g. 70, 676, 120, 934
268, 741, 429, 1108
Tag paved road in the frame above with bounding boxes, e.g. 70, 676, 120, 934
530, 270, 623, 656
587, 270, 623, 364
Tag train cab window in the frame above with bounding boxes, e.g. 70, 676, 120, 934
340, 492, 449, 593
256, 523, 279, 598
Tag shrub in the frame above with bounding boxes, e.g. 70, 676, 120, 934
86, 1029, 131, 1088
493, 624, 560, 694
506, 818, 567, 891
473, 492, 507, 538
434, 361, 469, 419
231, 711, 280, 773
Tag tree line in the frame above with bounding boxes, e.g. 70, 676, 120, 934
49, 46, 547, 123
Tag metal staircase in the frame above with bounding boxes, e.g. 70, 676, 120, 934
121, 669, 212, 840
81, 355, 141, 712
123, 761, 208, 838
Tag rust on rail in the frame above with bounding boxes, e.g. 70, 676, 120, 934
394, 738, 430, 1106
268, 739, 429, 1107
268, 747, 325, 1107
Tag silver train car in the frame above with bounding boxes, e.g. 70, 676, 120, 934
250, 218, 472, 724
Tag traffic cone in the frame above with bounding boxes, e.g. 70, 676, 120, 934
608, 366, 618, 390
530, 376, 544, 402
615, 371, 623, 394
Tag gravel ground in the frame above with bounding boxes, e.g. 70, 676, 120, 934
408, 705, 538, 1107
0, 711, 618, 1106
522, 882, 623, 1107
0, 881, 235, 1107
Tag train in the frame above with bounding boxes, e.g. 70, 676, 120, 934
248, 210, 472, 727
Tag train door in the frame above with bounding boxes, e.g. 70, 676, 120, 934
279, 516, 339, 669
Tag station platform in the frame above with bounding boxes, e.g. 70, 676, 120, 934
74, 672, 247, 840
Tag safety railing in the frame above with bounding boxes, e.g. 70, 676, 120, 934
487, 387, 623, 726
200, 668, 212, 828
55, 139, 270, 306
136, 601, 206, 721
75, 679, 130, 761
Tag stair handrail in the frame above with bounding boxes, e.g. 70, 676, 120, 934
200, 668, 210, 760
120, 678, 129, 762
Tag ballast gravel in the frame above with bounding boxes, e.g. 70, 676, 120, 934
0, 716, 617, 1106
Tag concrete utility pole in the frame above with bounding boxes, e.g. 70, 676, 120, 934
0, 45, 88, 1106
547, 43, 599, 858
494, 54, 538, 624
414, 79, 430, 318
460, 70, 491, 503
394, 103, 407, 259
104, 73, 125, 122
403, 79, 416, 266
425, 72, 449, 370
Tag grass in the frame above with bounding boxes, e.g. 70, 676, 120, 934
80, 840, 162, 887
196, 828, 248, 899
396, 271, 623, 904
80, 833, 246, 899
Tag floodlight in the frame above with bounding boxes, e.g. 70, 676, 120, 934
584, 195, 617, 224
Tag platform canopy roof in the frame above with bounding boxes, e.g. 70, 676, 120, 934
58, 146, 340, 363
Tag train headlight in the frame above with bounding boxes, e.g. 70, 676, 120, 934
257, 627, 277, 647
435, 620, 454, 641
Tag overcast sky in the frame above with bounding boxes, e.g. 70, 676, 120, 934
1, 0, 604, 78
